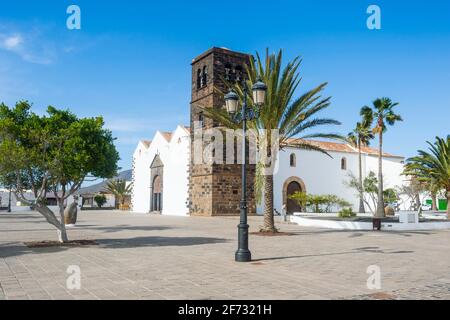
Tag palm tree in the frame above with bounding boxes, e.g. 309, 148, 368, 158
347, 113, 374, 213
104, 179, 132, 208
201, 49, 342, 232
361, 98, 402, 218
405, 136, 450, 217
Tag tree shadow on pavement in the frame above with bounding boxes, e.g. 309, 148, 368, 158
0, 242, 71, 258
97, 236, 228, 248
80, 225, 174, 233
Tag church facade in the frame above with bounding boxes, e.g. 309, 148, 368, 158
131, 48, 406, 216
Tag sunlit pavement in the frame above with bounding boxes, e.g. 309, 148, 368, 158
0, 210, 449, 300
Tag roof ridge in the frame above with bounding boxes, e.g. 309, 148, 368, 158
284, 138, 403, 158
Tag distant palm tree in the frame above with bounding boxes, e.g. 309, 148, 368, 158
200, 49, 342, 232
348, 112, 374, 213
405, 135, 450, 217
361, 98, 402, 217
104, 179, 132, 208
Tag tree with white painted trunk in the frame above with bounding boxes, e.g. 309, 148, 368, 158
0, 102, 119, 242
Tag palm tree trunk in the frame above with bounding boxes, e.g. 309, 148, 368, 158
431, 192, 438, 211
376, 131, 385, 218
262, 174, 276, 232
415, 193, 421, 209
358, 139, 365, 213
447, 190, 450, 219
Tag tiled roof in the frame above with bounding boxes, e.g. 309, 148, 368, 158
160, 132, 172, 141
359, 145, 398, 157
141, 140, 152, 148
284, 138, 403, 158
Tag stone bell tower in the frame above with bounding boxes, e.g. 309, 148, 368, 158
188, 47, 256, 216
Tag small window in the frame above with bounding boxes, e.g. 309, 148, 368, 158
235, 65, 243, 82
341, 157, 347, 170
198, 112, 204, 127
196, 69, 202, 89
202, 66, 208, 87
224, 64, 232, 81
290, 153, 296, 167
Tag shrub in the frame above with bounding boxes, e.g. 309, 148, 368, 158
94, 194, 107, 208
338, 207, 356, 218
289, 192, 352, 213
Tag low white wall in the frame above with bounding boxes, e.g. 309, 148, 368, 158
290, 215, 450, 231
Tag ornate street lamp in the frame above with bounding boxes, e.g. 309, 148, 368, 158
252, 79, 267, 106
224, 78, 267, 262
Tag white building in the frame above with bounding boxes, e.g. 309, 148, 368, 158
131, 125, 406, 216
131, 47, 406, 216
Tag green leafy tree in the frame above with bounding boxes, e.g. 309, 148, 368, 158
405, 136, 450, 217
201, 49, 342, 232
361, 98, 402, 217
0, 101, 119, 242
383, 188, 398, 204
345, 171, 379, 212
94, 194, 107, 208
104, 179, 132, 207
347, 111, 374, 213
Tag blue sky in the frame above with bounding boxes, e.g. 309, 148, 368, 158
0, 0, 449, 172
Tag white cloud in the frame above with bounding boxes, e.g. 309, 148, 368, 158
0, 29, 55, 65
3, 35, 23, 49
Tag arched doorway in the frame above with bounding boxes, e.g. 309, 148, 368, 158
152, 175, 162, 212
283, 177, 306, 214
150, 154, 164, 213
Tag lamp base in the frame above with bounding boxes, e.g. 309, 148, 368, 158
235, 249, 252, 262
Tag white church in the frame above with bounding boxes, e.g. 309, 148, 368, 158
131, 126, 406, 215
131, 48, 406, 216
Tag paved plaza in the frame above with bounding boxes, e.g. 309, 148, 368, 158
0, 210, 449, 300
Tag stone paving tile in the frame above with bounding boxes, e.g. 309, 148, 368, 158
345, 280, 450, 300
1, 210, 449, 300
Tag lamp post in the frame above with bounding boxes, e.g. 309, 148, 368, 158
7, 187, 11, 213
224, 78, 267, 262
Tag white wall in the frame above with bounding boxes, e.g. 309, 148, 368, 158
162, 127, 190, 216
365, 155, 406, 188
267, 148, 361, 214
257, 148, 406, 214
131, 126, 190, 216
131, 141, 153, 213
